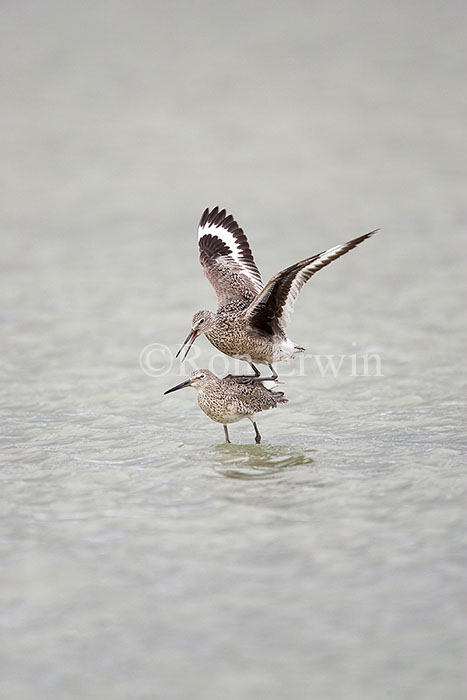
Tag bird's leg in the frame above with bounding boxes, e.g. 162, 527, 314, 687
223, 425, 231, 443
253, 421, 261, 444
249, 362, 261, 377
268, 364, 278, 380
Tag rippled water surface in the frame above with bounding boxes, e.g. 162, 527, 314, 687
1, 2, 466, 699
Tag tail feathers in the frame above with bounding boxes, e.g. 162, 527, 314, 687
222, 374, 288, 403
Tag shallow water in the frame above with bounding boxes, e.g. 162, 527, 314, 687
1, 2, 466, 699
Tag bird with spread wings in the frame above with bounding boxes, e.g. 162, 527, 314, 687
176, 207, 378, 378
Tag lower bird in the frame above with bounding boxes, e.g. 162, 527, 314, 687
164, 369, 288, 444
177, 206, 378, 378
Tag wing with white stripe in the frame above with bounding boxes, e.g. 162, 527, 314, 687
198, 207, 263, 309
245, 230, 378, 336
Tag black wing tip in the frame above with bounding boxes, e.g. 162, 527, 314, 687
349, 228, 380, 250
199, 206, 223, 227
199, 206, 217, 228
335, 228, 380, 252
359, 228, 380, 242
199, 206, 241, 232
318, 226, 380, 262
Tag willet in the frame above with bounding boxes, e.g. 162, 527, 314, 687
164, 369, 287, 444
177, 207, 378, 378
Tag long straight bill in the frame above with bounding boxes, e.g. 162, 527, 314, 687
175, 329, 198, 361
163, 379, 192, 395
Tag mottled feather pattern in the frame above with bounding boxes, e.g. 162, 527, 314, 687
199, 207, 261, 288
184, 206, 378, 367
198, 207, 263, 307
169, 209, 378, 442
197, 373, 287, 423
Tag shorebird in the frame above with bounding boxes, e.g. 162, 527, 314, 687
177, 206, 378, 378
164, 369, 287, 444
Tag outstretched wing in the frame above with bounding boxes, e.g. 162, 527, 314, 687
198, 207, 263, 309
245, 230, 379, 337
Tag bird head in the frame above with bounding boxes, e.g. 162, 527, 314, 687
175, 310, 215, 361
164, 369, 215, 394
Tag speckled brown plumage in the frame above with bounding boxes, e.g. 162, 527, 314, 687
176, 206, 378, 378
164, 369, 288, 444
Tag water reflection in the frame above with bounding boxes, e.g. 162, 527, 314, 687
208, 443, 316, 480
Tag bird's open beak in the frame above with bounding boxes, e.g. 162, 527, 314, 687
163, 378, 192, 395
175, 329, 199, 361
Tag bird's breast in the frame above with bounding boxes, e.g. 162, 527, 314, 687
205, 316, 273, 360
197, 390, 244, 424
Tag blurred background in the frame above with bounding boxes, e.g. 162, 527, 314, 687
1, 1, 466, 699
2, 0, 465, 231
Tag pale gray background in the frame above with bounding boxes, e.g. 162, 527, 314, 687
1, 1, 466, 699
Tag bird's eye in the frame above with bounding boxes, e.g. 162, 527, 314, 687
198, 373, 205, 378
199, 318, 205, 324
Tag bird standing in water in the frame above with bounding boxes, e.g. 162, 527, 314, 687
164, 369, 287, 444
177, 207, 378, 378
